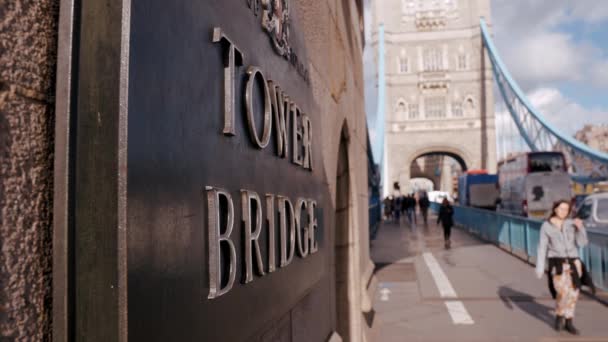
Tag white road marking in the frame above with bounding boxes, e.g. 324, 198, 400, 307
445, 300, 475, 325
422, 252, 457, 298
422, 252, 475, 325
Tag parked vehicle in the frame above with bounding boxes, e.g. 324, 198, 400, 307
497, 151, 573, 219
458, 170, 499, 210
574, 192, 608, 232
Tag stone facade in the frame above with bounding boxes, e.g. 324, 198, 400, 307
572, 124, 608, 175
299, 0, 375, 340
575, 125, 608, 153
371, 0, 497, 192
0, 1, 58, 340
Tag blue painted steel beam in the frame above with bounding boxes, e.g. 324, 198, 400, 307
490, 58, 537, 150
480, 18, 608, 164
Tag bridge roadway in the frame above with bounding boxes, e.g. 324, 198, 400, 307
369, 212, 608, 342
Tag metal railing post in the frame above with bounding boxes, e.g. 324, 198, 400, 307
507, 220, 513, 253
524, 221, 529, 261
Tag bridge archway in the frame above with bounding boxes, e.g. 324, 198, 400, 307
408, 146, 470, 173
333, 122, 357, 341
408, 177, 435, 193
394, 146, 472, 194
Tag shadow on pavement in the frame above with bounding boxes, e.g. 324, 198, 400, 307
498, 286, 554, 328
370, 221, 419, 262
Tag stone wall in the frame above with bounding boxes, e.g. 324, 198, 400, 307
297, 0, 374, 340
0, 0, 59, 340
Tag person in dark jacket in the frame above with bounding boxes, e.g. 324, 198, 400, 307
393, 195, 401, 223
383, 196, 393, 222
436, 198, 454, 248
399, 195, 407, 220
418, 192, 430, 225
404, 194, 416, 225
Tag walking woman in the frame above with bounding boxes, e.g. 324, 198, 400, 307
436, 198, 454, 248
536, 200, 588, 335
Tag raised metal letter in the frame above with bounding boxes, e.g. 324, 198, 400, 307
278, 195, 296, 267
212, 27, 244, 136
295, 197, 309, 257
241, 190, 266, 283
291, 103, 303, 166
245, 67, 272, 148
268, 81, 289, 158
302, 113, 313, 170
308, 199, 319, 254
266, 194, 276, 273
206, 186, 236, 299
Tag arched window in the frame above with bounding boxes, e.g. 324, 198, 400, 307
463, 96, 475, 116
395, 99, 408, 121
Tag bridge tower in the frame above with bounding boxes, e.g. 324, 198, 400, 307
371, 0, 496, 193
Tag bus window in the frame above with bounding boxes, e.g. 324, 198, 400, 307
529, 153, 565, 172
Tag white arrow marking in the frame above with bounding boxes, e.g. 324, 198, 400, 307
380, 287, 391, 301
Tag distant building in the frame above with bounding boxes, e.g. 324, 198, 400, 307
570, 125, 608, 176
371, 0, 497, 194
575, 125, 608, 152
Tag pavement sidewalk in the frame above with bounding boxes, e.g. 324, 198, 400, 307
369, 212, 608, 342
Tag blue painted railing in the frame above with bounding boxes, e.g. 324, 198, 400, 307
369, 201, 381, 240
431, 203, 608, 291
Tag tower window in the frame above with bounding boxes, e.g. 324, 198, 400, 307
399, 57, 409, 73
457, 54, 467, 70
396, 101, 407, 121
425, 97, 446, 118
423, 47, 443, 72
408, 103, 419, 119
452, 102, 463, 117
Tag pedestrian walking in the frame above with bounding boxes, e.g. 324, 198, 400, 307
436, 198, 454, 248
393, 195, 401, 223
383, 196, 392, 222
400, 195, 406, 219
401, 195, 409, 223
410, 194, 417, 224
418, 192, 430, 225
535, 200, 589, 335
402, 194, 409, 223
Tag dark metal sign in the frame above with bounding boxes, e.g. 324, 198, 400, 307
55, 0, 335, 340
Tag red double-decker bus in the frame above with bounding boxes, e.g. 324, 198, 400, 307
497, 151, 572, 218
